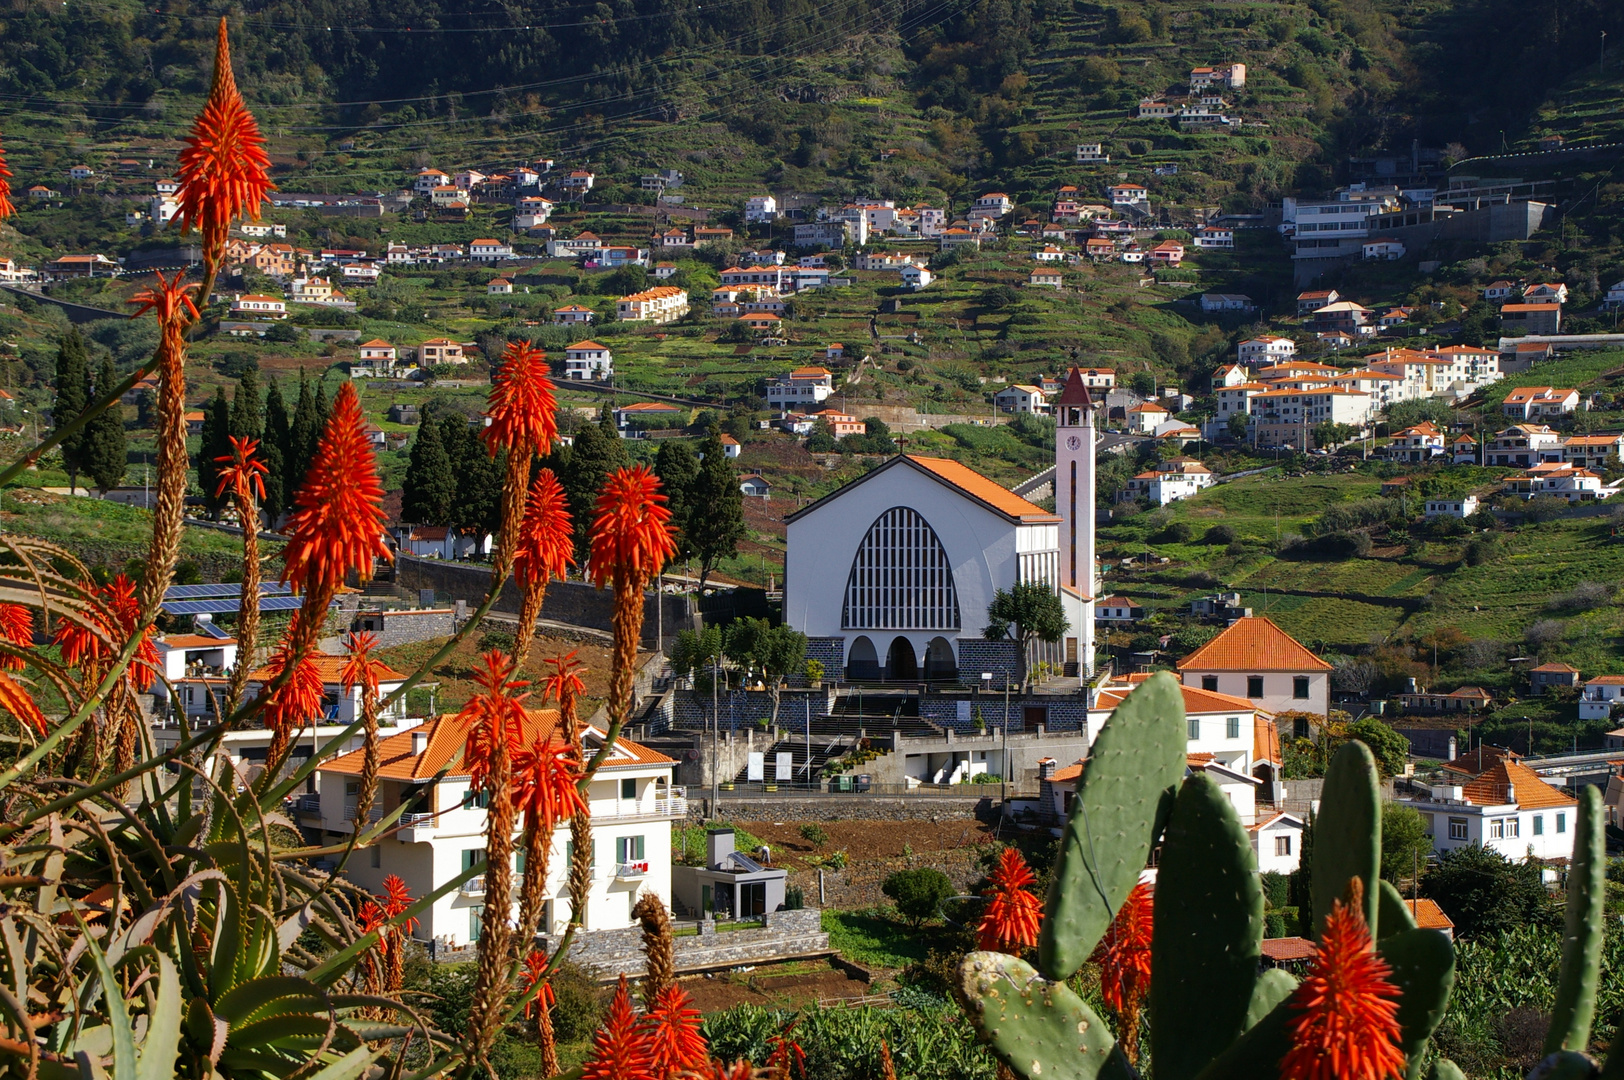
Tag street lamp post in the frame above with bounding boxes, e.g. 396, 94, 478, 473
711, 653, 720, 811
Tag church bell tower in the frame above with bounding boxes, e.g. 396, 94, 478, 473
1055, 367, 1097, 678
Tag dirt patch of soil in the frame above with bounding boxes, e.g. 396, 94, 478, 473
681, 959, 873, 1013
740, 818, 997, 871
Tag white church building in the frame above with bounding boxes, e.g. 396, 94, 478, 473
783, 368, 1101, 682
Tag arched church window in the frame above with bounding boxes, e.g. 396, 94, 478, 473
841, 507, 960, 630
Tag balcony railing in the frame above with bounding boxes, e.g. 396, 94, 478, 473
461, 877, 487, 895
616, 861, 650, 879
594, 788, 687, 820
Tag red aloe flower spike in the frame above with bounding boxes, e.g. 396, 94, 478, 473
589, 465, 678, 588
175, 18, 274, 262
643, 982, 709, 1080
357, 900, 386, 936
0, 603, 32, 672
705, 1061, 761, 1080
1088, 880, 1154, 1013
281, 381, 392, 596
765, 1026, 807, 1080
1280, 887, 1406, 1080
512, 467, 575, 591
518, 949, 556, 1019
458, 651, 531, 795
380, 873, 420, 936
581, 975, 657, 1080
977, 847, 1043, 954
127, 270, 200, 327
259, 639, 325, 732
0, 133, 13, 219
339, 630, 385, 697
513, 735, 588, 834
214, 434, 268, 503
543, 650, 587, 707
97, 575, 160, 693
483, 340, 558, 460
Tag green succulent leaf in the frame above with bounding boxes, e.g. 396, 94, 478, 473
1310, 740, 1381, 938
954, 950, 1134, 1080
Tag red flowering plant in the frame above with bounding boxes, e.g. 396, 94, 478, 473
1088, 880, 1154, 1064
482, 339, 559, 583
339, 630, 388, 836
510, 466, 574, 662
978, 847, 1042, 954
582, 975, 657, 1080
0, 133, 13, 220
645, 982, 710, 1080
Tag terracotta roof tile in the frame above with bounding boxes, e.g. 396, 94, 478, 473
248, 655, 408, 685
1439, 745, 1519, 777
1096, 683, 1262, 715
157, 634, 237, 649
1254, 716, 1279, 766
1460, 760, 1576, 810
320, 709, 673, 781
1175, 617, 1332, 673
1261, 937, 1316, 962
1405, 898, 1454, 931
904, 456, 1059, 522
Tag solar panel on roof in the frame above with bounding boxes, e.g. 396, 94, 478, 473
162, 582, 293, 600
160, 594, 314, 616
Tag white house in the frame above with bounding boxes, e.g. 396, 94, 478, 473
153, 633, 239, 686
1176, 617, 1333, 719
1604, 281, 1624, 309
316, 710, 680, 947
1121, 458, 1215, 506
1424, 495, 1479, 519
971, 192, 1013, 219
1250, 812, 1306, 874
487, 278, 513, 295
1194, 226, 1234, 250
1238, 337, 1298, 365
559, 170, 596, 193
1095, 597, 1142, 624
1488, 425, 1562, 467
1127, 402, 1170, 433
766, 367, 834, 409
899, 264, 933, 290
396, 525, 464, 560
994, 385, 1049, 415
1363, 238, 1406, 260
744, 195, 778, 223
1033, 245, 1067, 263
1579, 676, 1624, 721
230, 294, 287, 319
468, 239, 514, 262
553, 304, 596, 326
617, 286, 688, 323
354, 339, 399, 378
1503, 386, 1580, 420
1201, 293, 1254, 313
1028, 270, 1064, 289
1396, 760, 1576, 862
1382, 423, 1446, 463
1108, 184, 1149, 208
563, 341, 613, 381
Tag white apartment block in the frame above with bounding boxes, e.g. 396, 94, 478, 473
564, 341, 613, 381
617, 286, 689, 323
1237, 337, 1296, 365
317, 713, 680, 948
1397, 761, 1576, 863
745, 195, 778, 223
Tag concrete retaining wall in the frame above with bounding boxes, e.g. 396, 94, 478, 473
540, 907, 828, 979
694, 795, 989, 821
393, 554, 696, 645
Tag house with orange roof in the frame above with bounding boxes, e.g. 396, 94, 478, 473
553, 303, 596, 326
1249, 811, 1307, 874
314, 710, 679, 946
1095, 596, 1143, 623
1176, 616, 1333, 720
1396, 758, 1576, 862
353, 339, 399, 378
1380, 422, 1446, 463
1529, 661, 1581, 696
1502, 386, 1580, 420
1127, 400, 1171, 433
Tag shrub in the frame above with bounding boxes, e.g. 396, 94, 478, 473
1153, 521, 1193, 544
548, 960, 606, 1042
1205, 523, 1236, 545
478, 629, 516, 652
824, 849, 848, 870
1264, 911, 1287, 938
800, 823, 830, 848
1260, 871, 1289, 909
881, 867, 955, 928
783, 885, 804, 910
1547, 580, 1614, 613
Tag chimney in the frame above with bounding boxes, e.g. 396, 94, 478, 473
1037, 757, 1056, 781
1446, 735, 1457, 762
412, 731, 427, 755
706, 828, 735, 869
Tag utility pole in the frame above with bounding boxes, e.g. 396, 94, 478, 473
711, 652, 720, 810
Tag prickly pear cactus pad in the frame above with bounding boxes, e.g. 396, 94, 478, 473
955, 951, 1135, 1080
1039, 671, 1186, 981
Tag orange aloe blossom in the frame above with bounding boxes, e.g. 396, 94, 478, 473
978, 846, 1042, 954
1280, 882, 1405, 1080
589, 465, 677, 744
0, 132, 13, 219
214, 435, 268, 708
258, 637, 325, 769
1088, 879, 1154, 1064
519, 949, 562, 1076
0, 604, 32, 671
483, 339, 558, 582
510, 466, 573, 662
581, 975, 657, 1080
280, 381, 391, 656
644, 982, 710, 1080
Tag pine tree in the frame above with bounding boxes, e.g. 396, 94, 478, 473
562, 411, 628, 563
653, 440, 700, 561
81, 360, 129, 495
401, 418, 456, 525
288, 372, 319, 499
688, 429, 746, 589
230, 367, 263, 438
197, 386, 232, 517
51, 330, 90, 492
261, 377, 290, 516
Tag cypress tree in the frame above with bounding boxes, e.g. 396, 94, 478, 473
51, 330, 90, 492
688, 429, 746, 589
442, 413, 502, 540
401, 418, 456, 525
313, 378, 329, 431
230, 367, 263, 439
562, 411, 628, 563
653, 440, 700, 561
82, 360, 129, 495
197, 386, 231, 517
288, 371, 319, 498
261, 377, 290, 516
